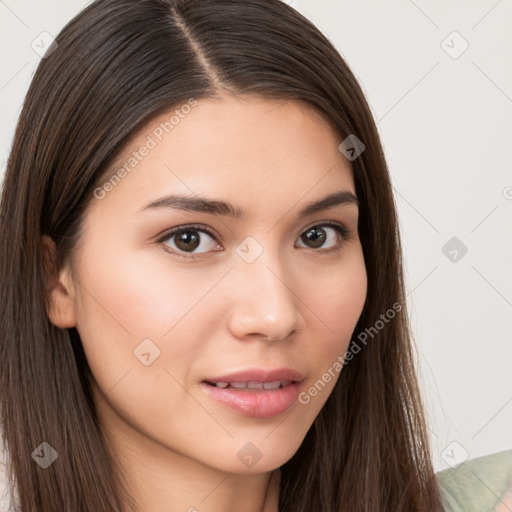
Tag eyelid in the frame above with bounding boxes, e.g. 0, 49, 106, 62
156, 223, 220, 243
301, 219, 348, 234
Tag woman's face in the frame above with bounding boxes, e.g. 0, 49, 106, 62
48, 94, 367, 474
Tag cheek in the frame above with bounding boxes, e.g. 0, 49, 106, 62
71, 239, 232, 389
71, 243, 229, 442
296, 249, 367, 362
74, 235, 230, 337
293, 259, 364, 413
291, 254, 367, 414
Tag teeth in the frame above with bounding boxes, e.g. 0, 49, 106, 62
262, 381, 281, 390
230, 382, 247, 389
264, 380, 290, 389
211, 380, 291, 389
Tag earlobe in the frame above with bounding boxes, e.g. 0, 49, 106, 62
41, 235, 77, 328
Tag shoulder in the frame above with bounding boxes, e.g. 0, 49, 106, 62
0, 444, 16, 512
437, 449, 512, 512
0, 460, 12, 512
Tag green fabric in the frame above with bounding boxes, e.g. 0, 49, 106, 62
437, 449, 512, 512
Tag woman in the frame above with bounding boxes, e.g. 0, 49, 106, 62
0, 0, 445, 510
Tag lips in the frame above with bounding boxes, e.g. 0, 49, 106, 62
201, 368, 304, 418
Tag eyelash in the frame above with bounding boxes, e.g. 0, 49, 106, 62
156, 221, 350, 259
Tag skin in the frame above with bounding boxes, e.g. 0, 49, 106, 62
44, 94, 367, 512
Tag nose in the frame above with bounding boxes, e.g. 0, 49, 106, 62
226, 246, 303, 342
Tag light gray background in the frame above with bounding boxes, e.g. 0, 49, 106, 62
1, 0, 511, 472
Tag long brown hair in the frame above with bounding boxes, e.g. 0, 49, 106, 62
0, 0, 444, 510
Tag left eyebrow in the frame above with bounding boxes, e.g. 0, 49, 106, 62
140, 190, 359, 219
297, 190, 359, 218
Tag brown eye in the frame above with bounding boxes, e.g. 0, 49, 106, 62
174, 231, 201, 251
296, 223, 348, 250
160, 226, 220, 255
301, 227, 327, 248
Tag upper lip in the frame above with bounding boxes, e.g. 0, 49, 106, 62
203, 368, 304, 384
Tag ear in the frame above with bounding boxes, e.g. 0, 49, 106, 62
41, 235, 77, 328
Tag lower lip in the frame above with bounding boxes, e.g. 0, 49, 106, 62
200, 382, 301, 418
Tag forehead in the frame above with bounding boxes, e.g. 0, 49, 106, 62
91, 95, 355, 216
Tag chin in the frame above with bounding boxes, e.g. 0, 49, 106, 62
198, 435, 305, 475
